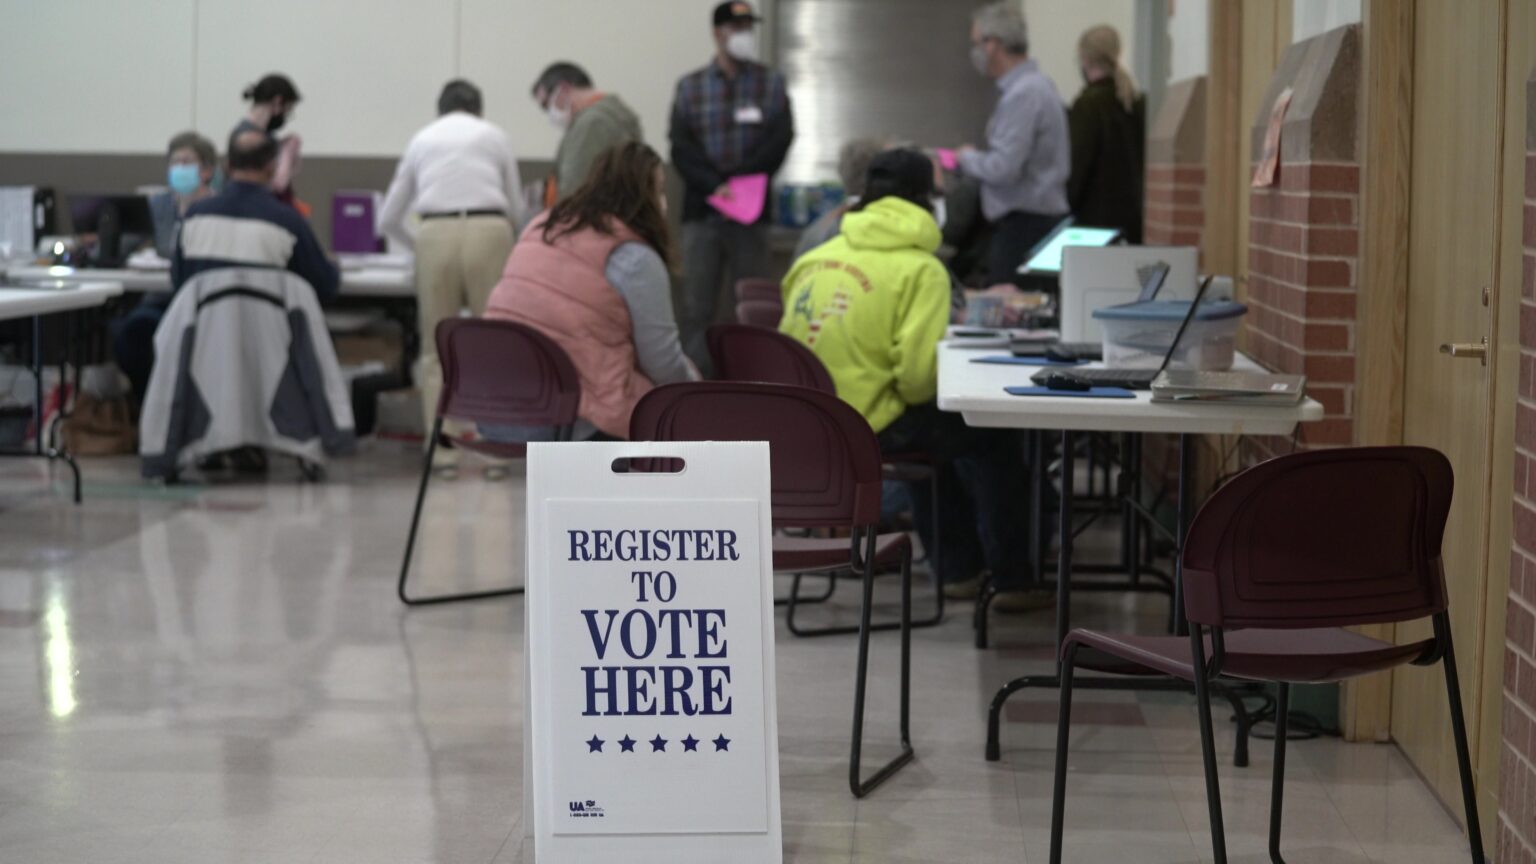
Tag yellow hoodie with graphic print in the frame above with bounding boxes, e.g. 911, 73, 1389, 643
778, 196, 951, 434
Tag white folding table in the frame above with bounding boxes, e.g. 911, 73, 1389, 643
936, 340, 1324, 762
0, 264, 415, 298
0, 281, 125, 502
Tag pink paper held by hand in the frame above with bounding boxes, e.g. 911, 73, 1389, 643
935, 148, 959, 171
707, 174, 769, 224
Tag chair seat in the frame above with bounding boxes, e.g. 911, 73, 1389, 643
1064, 627, 1438, 684
772, 532, 910, 575
443, 435, 528, 460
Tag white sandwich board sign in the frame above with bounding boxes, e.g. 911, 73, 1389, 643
525, 441, 782, 863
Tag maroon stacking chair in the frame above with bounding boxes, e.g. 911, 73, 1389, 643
1047, 447, 1484, 864
630, 381, 914, 797
734, 277, 781, 304
706, 323, 945, 635
397, 318, 580, 606
735, 298, 784, 328
733, 278, 784, 328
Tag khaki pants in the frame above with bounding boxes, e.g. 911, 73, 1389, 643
414, 214, 515, 463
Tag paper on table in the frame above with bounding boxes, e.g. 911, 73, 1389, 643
934, 148, 959, 171
707, 174, 769, 224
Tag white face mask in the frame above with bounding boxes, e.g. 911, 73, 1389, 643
545, 90, 572, 130
931, 197, 948, 231
726, 30, 759, 62
970, 44, 991, 76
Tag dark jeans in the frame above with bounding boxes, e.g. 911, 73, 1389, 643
679, 219, 770, 374
987, 210, 1066, 287
877, 404, 1031, 589
110, 294, 171, 403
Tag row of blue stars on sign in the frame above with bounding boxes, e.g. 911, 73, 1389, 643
585, 734, 730, 753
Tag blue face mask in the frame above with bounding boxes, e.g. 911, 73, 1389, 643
168, 163, 203, 198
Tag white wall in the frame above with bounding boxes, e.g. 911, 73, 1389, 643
0, 0, 198, 153
1167, 0, 1210, 83
1021, 0, 1141, 102
0, 0, 724, 160
1292, 0, 1361, 43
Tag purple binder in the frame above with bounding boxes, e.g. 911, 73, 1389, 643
332, 190, 380, 253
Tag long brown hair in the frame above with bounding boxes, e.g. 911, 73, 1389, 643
542, 142, 674, 269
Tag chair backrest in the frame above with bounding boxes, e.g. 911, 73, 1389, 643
435, 318, 581, 428
629, 381, 883, 529
734, 277, 782, 304
1180, 446, 1453, 630
706, 324, 837, 394
735, 298, 785, 329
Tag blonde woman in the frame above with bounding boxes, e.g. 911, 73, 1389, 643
1067, 25, 1145, 243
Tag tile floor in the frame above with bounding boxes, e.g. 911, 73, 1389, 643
0, 444, 1482, 862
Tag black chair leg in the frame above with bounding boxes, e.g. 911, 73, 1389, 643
1269, 683, 1290, 864
1190, 629, 1229, 863
1048, 644, 1080, 864
1439, 622, 1487, 863
776, 571, 836, 608
849, 536, 914, 798
398, 419, 525, 606
786, 559, 941, 638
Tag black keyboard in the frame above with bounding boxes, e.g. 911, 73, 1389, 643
1030, 367, 1159, 391
1010, 340, 1104, 361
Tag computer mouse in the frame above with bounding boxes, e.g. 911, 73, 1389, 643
1041, 372, 1092, 392
1044, 345, 1077, 363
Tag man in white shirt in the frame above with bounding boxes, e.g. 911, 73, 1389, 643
379, 79, 527, 467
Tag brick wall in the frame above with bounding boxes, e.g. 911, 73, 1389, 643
1143, 76, 1207, 250
1144, 164, 1205, 248
1246, 161, 1360, 453
1499, 124, 1536, 864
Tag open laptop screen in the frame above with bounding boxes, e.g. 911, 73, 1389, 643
1018, 220, 1121, 275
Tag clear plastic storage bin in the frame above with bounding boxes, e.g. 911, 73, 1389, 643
1092, 299, 1248, 371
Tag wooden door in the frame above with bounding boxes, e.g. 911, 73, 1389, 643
1392, 0, 1529, 838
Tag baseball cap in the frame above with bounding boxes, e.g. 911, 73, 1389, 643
713, 1, 760, 27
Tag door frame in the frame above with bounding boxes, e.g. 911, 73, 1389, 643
1342, 0, 1416, 742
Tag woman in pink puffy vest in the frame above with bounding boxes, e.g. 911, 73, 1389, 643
485, 142, 698, 440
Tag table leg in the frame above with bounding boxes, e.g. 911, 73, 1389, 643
0, 313, 83, 503
984, 429, 1254, 767
1053, 429, 1074, 668
1172, 433, 1195, 635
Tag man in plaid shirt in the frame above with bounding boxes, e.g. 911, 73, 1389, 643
669, 0, 794, 371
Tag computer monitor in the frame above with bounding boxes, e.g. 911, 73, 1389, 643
1017, 219, 1121, 275
67, 194, 155, 266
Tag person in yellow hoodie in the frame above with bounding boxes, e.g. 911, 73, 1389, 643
780, 149, 1031, 602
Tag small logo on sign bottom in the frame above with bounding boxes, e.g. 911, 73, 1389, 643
568, 799, 606, 819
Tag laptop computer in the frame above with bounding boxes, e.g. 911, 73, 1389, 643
1012, 262, 1171, 361
1031, 274, 1215, 391
1151, 369, 1308, 405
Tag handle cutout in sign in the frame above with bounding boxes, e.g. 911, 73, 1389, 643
610, 456, 687, 475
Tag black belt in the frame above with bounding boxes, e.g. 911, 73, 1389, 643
420, 209, 506, 220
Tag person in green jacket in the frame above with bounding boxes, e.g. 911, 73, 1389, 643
531, 62, 644, 205
780, 149, 1032, 601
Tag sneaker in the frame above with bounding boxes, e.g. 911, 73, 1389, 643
992, 589, 1057, 615
942, 577, 982, 600
483, 465, 512, 482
